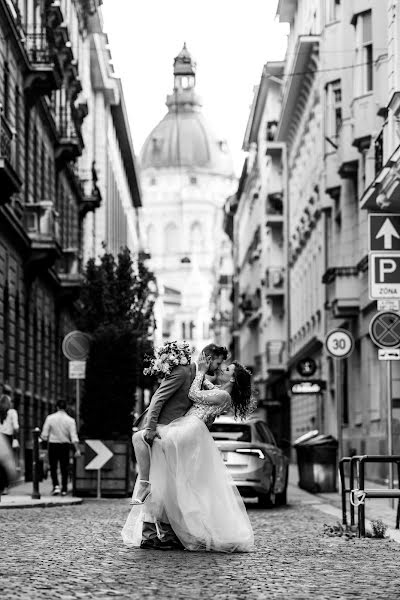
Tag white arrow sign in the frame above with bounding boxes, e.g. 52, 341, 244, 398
85, 440, 113, 470
376, 218, 400, 249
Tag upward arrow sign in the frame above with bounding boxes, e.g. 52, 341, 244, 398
376, 218, 400, 250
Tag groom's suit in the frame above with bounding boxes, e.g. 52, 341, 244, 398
133, 362, 197, 549
134, 363, 197, 431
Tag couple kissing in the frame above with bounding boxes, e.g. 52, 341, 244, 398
121, 342, 256, 553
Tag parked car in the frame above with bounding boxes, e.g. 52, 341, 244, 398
209, 415, 289, 507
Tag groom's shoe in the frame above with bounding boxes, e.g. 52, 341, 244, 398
140, 538, 183, 551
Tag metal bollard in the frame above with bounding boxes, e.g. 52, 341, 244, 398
32, 428, 41, 500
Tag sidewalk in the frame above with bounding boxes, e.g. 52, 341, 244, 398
288, 462, 400, 543
0, 478, 83, 509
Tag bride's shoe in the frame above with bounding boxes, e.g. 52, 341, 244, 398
130, 479, 151, 505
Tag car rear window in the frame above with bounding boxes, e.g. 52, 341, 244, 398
209, 424, 252, 442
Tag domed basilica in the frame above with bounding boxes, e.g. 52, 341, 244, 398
140, 44, 235, 352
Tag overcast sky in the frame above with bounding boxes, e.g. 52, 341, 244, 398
101, 1, 288, 175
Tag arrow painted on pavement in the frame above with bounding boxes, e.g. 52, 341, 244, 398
85, 440, 113, 470
376, 218, 400, 249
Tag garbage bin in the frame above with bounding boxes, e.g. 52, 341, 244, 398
294, 431, 338, 493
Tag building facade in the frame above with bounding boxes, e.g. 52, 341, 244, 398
228, 62, 289, 442
0, 0, 141, 474
139, 44, 235, 353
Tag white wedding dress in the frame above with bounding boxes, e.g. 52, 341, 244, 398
121, 373, 254, 552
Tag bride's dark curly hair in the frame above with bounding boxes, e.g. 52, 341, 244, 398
230, 361, 257, 420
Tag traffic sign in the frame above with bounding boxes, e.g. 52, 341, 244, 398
369, 311, 400, 348
378, 349, 400, 361
85, 440, 113, 470
369, 214, 400, 251
377, 299, 400, 312
68, 360, 86, 379
325, 329, 354, 359
296, 357, 317, 377
62, 330, 91, 361
369, 252, 400, 299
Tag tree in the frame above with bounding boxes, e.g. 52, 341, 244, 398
76, 246, 156, 438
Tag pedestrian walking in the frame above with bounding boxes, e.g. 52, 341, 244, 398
41, 400, 81, 496
0, 394, 19, 495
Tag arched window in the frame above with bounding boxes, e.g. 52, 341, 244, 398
190, 222, 203, 255
165, 222, 179, 253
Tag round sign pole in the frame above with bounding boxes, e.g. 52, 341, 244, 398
325, 328, 355, 461
62, 331, 91, 432
387, 360, 394, 506
368, 311, 400, 506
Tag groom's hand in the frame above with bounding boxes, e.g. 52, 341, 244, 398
143, 428, 160, 446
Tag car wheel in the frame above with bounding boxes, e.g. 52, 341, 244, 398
275, 469, 288, 506
258, 475, 276, 508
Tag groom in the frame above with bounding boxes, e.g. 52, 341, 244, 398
132, 343, 228, 550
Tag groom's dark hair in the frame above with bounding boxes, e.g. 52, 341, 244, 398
202, 344, 228, 360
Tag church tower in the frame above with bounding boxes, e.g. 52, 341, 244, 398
140, 44, 235, 353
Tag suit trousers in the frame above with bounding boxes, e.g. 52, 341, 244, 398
48, 443, 70, 491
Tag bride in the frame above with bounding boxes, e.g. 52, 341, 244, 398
121, 353, 255, 553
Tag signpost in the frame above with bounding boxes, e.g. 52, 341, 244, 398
85, 439, 113, 499
369, 311, 400, 506
62, 331, 91, 431
369, 214, 400, 251
369, 252, 400, 300
325, 329, 355, 460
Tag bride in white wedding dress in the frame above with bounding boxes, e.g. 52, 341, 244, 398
121, 354, 255, 553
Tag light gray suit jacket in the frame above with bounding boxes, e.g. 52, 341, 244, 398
134, 363, 197, 431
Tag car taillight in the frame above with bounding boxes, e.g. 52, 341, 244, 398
235, 448, 265, 459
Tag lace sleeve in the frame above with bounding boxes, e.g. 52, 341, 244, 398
188, 373, 228, 406
203, 377, 215, 390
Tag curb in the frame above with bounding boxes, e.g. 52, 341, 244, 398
0, 497, 83, 509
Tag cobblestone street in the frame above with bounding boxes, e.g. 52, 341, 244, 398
2, 486, 400, 600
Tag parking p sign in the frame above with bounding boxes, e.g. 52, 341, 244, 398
369, 252, 400, 299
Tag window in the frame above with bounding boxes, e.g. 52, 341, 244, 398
256, 423, 277, 446
3, 282, 10, 382
354, 11, 373, 94
326, 80, 342, 142
326, 0, 341, 23
209, 423, 252, 442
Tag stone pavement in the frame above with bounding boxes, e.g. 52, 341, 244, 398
2, 468, 400, 599
0, 479, 82, 509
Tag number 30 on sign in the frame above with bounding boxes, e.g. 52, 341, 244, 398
325, 328, 355, 359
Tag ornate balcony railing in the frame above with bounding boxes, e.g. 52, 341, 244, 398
77, 162, 102, 217
24, 32, 62, 95
24, 201, 62, 273
55, 104, 84, 164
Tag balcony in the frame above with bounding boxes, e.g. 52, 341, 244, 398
0, 114, 21, 203
55, 106, 84, 165
322, 266, 360, 319
24, 32, 62, 97
78, 163, 102, 217
325, 150, 341, 197
337, 120, 358, 179
239, 290, 262, 325
24, 202, 62, 273
57, 247, 83, 297
264, 267, 285, 296
352, 94, 375, 149
266, 340, 286, 373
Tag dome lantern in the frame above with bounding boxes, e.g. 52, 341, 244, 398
173, 42, 196, 92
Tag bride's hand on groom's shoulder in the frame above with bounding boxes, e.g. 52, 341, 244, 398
143, 428, 160, 446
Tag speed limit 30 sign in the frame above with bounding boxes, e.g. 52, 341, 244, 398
325, 328, 354, 359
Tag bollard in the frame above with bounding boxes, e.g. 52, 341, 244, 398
31, 428, 41, 500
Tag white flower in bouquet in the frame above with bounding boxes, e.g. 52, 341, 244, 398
180, 356, 188, 365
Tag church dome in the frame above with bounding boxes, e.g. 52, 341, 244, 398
140, 44, 234, 178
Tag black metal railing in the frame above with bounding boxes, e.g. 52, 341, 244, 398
25, 32, 52, 64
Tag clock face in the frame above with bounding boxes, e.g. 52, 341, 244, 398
296, 357, 317, 377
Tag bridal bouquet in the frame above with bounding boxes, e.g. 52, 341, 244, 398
143, 341, 192, 378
